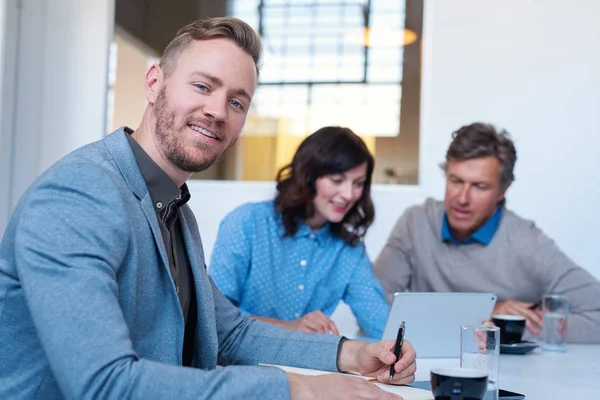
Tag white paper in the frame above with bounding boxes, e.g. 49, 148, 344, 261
260, 364, 433, 400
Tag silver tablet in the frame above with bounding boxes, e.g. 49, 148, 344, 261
382, 292, 497, 358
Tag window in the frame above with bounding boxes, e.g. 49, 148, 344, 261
193, 0, 423, 184
235, 0, 405, 136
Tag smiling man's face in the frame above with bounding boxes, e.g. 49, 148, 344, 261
151, 37, 257, 173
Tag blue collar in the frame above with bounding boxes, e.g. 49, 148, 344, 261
274, 208, 330, 245
294, 220, 331, 244
441, 207, 503, 246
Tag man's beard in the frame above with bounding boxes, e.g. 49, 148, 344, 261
153, 88, 229, 173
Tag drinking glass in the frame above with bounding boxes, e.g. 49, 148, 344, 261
541, 294, 569, 352
460, 325, 500, 400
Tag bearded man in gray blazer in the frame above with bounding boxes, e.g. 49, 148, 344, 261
0, 17, 416, 400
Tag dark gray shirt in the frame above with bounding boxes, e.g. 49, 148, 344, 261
125, 128, 196, 365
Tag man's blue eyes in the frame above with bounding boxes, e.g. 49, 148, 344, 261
194, 84, 244, 110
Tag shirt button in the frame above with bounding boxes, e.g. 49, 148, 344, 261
300, 260, 307, 267
176, 194, 182, 200
309, 234, 315, 239
294, 312, 300, 318
156, 202, 163, 209
298, 284, 304, 291
176, 286, 180, 294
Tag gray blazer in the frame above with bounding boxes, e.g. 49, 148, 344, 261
0, 128, 341, 399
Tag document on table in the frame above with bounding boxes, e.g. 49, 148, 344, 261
260, 364, 433, 400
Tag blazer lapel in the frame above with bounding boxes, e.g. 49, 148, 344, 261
179, 210, 218, 369
103, 128, 171, 283
103, 128, 150, 200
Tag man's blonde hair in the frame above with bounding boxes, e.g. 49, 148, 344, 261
160, 17, 262, 77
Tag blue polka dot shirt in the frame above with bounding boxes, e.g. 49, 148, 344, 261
209, 200, 389, 339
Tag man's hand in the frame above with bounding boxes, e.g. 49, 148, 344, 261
338, 339, 417, 384
288, 373, 402, 400
493, 300, 543, 335
284, 311, 340, 335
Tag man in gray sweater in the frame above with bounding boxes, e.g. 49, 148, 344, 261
374, 122, 600, 343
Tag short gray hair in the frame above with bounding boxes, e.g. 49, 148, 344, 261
440, 122, 517, 189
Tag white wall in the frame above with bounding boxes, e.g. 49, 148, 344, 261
0, 0, 18, 237
0, 0, 9, 232
7, 0, 115, 219
419, 0, 600, 279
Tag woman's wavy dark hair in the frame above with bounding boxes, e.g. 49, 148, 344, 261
274, 126, 375, 246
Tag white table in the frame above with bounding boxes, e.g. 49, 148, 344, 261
332, 303, 600, 399
414, 345, 600, 400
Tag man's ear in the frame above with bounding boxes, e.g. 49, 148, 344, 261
497, 184, 510, 203
144, 63, 163, 104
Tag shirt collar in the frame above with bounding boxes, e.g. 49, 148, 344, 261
125, 128, 190, 213
289, 219, 331, 245
441, 207, 503, 246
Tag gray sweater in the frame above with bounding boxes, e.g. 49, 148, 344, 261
374, 198, 600, 344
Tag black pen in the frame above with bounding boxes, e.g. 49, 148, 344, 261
389, 321, 405, 382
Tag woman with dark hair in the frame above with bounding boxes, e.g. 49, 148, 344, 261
209, 126, 389, 339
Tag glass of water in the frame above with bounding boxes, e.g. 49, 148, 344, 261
541, 294, 569, 352
461, 325, 500, 400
